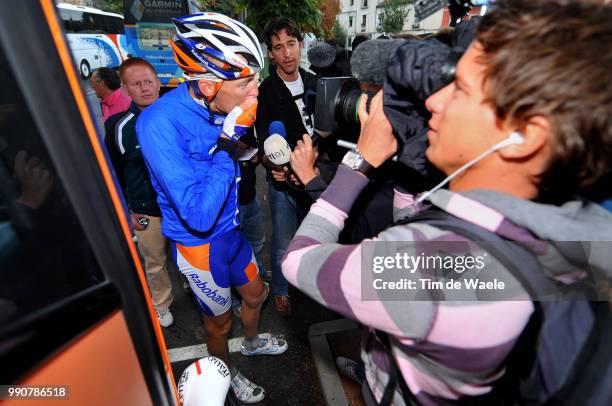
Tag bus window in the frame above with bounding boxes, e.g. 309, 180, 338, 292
0, 3, 177, 402
138, 23, 174, 50
58, 8, 73, 32
104, 15, 124, 35
0, 33, 114, 382
122, 0, 196, 87
70, 11, 85, 33
81, 12, 99, 33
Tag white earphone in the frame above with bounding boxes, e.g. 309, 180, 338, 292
491, 131, 524, 150
415, 131, 525, 205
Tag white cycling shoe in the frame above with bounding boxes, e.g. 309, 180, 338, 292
230, 372, 265, 403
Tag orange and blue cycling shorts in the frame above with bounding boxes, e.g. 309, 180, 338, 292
171, 229, 259, 316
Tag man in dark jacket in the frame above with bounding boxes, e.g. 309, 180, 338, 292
256, 17, 316, 315
105, 57, 174, 327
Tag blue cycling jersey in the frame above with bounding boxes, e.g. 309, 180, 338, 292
136, 83, 240, 246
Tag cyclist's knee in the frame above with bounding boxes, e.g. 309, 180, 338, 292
204, 314, 232, 338
242, 283, 269, 309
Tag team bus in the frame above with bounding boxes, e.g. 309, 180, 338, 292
56, 2, 127, 79
122, 0, 201, 88
0, 1, 179, 404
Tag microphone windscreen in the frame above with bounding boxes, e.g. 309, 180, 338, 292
307, 43, 336, 69
350, 39, 404, 85
269, 121, 286, 138
264, 134, 291, 166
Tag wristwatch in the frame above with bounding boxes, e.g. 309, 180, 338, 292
342, 149, 375, 178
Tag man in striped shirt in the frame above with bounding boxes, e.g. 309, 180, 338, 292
283, 0, 612, 404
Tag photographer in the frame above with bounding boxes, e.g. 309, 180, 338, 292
283, 0, 612, 404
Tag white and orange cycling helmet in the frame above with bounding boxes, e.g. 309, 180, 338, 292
170, 13, 264, 81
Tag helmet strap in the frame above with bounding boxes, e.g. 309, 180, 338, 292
190, 79, 223, 100
208, 81, 223, 101
189, 80, 224, 124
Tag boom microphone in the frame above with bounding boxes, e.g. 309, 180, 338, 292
307, 42, 336, 69
350, 39, 404, 85
264, 121, 291, 166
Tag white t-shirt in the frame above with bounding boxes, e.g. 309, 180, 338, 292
283, 74, 314, 136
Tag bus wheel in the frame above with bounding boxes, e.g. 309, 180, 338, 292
79, 60, 91, 79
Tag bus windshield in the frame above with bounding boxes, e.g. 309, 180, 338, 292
122, 0, 199, 87
136, 23, 174, 51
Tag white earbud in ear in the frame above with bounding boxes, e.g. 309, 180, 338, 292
415, 131, 525, 206
507, 131, 525, 145
491, 131, 524, 151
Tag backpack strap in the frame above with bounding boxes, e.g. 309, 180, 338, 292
375, 329, 417, 406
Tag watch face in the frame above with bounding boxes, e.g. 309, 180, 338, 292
343, 150, 362, 169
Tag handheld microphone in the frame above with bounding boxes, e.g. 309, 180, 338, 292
264, 121, 291, 166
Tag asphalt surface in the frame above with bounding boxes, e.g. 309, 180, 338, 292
80, 77, 346, 405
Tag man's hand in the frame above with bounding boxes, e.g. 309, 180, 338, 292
236, 140, 249, 154
289, 171, 303, 186
262, 154, 279, 170
14, 150, 53, 209
130, 212, 147, 231
271, 167, 286, 182
222, 99, 258, 140
238, 95, 257, 114
356, 91, 397, 168
215, 137, 238, 161
291, 134, 319, 185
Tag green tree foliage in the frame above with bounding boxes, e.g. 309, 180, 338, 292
197, 0, 239, 17
236, 0, 323, 39
333, 20, 348, 48
378, 0, 412, 34
100, 1, 239, 18
320, 0, 340, 40
101, 0, 123, 14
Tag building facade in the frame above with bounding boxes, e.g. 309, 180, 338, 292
56, 0, 105, 10
337, 0, 444, 47
337, 0, 485, 48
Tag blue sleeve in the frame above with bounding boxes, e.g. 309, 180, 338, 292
136, 112, 236, 233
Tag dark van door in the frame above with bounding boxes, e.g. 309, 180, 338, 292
0, 1, 177, 404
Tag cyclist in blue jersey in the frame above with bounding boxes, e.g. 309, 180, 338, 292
136, 13, 287, 404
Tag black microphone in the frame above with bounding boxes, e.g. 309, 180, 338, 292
350, 39, 405, 86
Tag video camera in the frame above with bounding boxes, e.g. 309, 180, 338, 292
311, 15, 480, 174
314, 77, 362, 137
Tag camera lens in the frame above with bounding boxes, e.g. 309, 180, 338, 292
314, 77, 376, 135
335, 80, 362, 130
